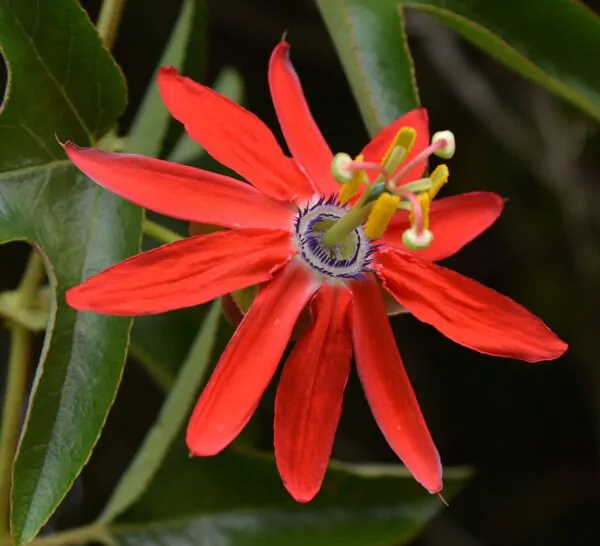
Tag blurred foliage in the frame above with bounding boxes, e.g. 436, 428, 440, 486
1, 0, 599, 545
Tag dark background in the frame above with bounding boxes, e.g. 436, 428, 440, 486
1, 1, 599, 544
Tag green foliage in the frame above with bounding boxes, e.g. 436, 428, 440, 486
112, 450, 469, 546
0, 1, 140, 543
102, 300, 223, 521
404, 0, 600, 122
0, 0, 125, 163
317, 0, 600, 136
316, 0, 421, 136
1, 0, 598, 544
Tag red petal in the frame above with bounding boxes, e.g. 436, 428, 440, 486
158, 67, 315, 202
275, 284, 352, 502
350, 277, 442, 493
65, 143, 294, 230
383, 192, 505, 261
361, 109, 430, 183
187, 262, 320, 455
269, 42, 338, 196
66, 229, 294, 315
375, 248, 568, 362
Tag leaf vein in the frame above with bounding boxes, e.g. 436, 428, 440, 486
8, 6, 94, 143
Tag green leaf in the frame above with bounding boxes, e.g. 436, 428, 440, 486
402, 0, 600, 121
317, 0, 600, 138
0, 1, 140, 543
113, 444, 469, 546
3, 174, 141, 546
315, 0, 420, 137
127, 0, 207, 158
0, 0, 126, 160
113, 500, 446, 546
102, 301, 222, 522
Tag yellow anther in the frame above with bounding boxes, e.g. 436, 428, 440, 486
428, 164, 449, 200
382, 145, 407, 180
365, 192, 401, 240
382, 127, 416, 169
339, 154, 365, 204
396, 127, 417, 153
408, 165, 448, 227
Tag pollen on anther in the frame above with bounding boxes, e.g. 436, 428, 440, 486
365, 193, 400, 240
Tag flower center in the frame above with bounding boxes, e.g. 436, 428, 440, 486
293, 196, 374, 279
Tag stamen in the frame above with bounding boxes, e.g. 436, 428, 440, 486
395, 127, 417, 156
428, 164, 449, 200
365, 193, 401, 240
398, 177, 434, 195
364, 187, 425, 241
382, 127, 416, 172
339, 176, 362, 204
339, 154, 366, 204
412, 193, 431, 229
396, 189, 425, 234
381, 145, 406, 181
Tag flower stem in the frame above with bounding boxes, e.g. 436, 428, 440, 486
142, 219, 183, 245
0, 250, 44, 536
97, 0, 127, 50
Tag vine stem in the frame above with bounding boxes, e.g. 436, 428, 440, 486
14, 252, 45, 309
97, 0, 127, 51
0, 251, 45, 536
0, 325, 31, 537
28, 523, 111, 546
143, 219, 183, 245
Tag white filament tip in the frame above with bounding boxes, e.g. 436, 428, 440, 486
402, 227, 433, 250
432, 131, 455, 159
331, 153, 354, 183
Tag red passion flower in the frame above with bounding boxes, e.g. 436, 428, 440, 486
65, 41, 567, 502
